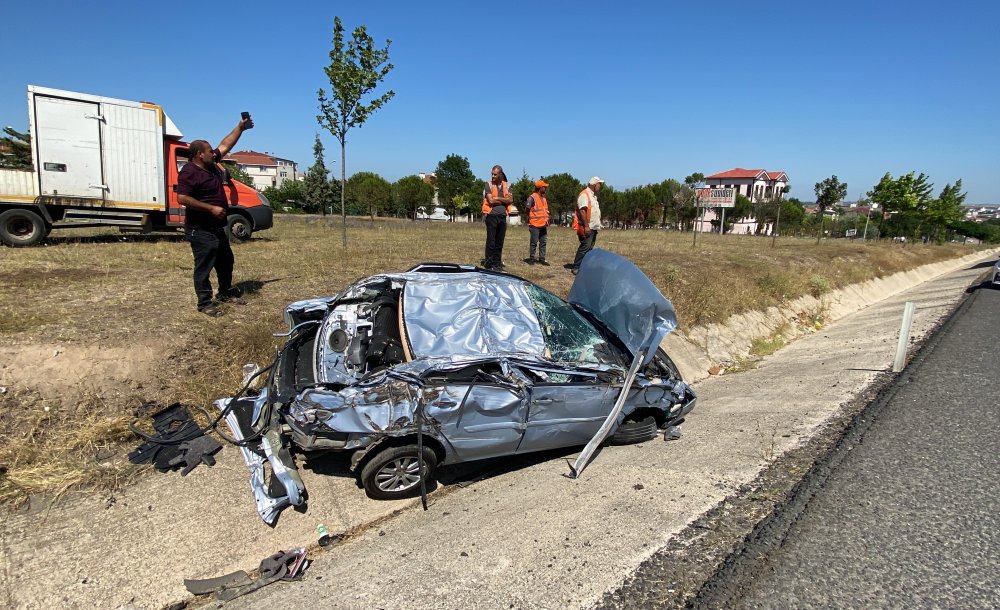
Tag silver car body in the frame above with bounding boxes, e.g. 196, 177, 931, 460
222, 250, 696, 523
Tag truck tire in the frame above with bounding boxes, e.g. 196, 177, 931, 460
228, 214, 252, 243
0, 209, 48, 247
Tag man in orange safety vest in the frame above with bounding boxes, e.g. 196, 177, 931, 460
524, 179, 551, 265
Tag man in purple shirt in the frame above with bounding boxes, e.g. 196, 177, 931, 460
176, 115, 253, 317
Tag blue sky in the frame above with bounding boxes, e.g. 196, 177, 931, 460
3, 0, 998, 203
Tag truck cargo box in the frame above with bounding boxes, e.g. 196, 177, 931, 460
28, 86, 182, 210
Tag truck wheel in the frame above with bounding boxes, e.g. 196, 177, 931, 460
0, 209, 48, 247
228, 215, 252, 243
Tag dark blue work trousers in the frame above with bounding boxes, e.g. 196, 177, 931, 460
484, 214, 507, 270
573, 230, 598, 270
186, 227, 234, 309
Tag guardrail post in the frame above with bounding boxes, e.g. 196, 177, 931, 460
892, 301, 916, 372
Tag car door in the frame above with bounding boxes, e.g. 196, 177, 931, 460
516, 368, 615, 454
424, 374, 529, 463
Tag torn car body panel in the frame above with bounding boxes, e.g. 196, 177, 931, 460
221, 250, 696, 522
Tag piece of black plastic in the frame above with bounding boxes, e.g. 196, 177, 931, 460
167, 435, 223, 476
128, 402, 219, 474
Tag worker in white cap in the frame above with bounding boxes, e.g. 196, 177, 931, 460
570, 176, 604, 274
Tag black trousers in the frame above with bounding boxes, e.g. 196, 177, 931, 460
528, 225, 547, 260
186, 227, 234, 309
484, 214, 507, 269
573, 230, 598, 269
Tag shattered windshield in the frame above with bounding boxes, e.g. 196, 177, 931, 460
526, 285, 619, 365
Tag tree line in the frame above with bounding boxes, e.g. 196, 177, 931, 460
260, 159, 993, 244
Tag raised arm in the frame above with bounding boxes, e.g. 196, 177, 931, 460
216, 117, 253, 157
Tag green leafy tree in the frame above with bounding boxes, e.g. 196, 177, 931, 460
617, 186, 656, 228
346, 171, 391, 221
262, 179, 308, 212
433, 154, 477, 220
955, 219, 1000, 244
510, 171, 535, 214
923, 180, 966, 243
684, 173, 706, 244
814, 175, 848, 243
540, 173, 583, 225
867, 172, 934, 241
317, 16, 395, 246
0, 126, 32, 170
392, 175, 435, 219
598, 185, 621, 227
684, 172, 705, 187
653, 179, 682, 227
777, 197, 806, 236
674, 184, 699, 231
304, 135, 336, 215
725, 194, 754, 234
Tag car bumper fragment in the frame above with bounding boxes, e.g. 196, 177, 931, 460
217, 395, 306, 525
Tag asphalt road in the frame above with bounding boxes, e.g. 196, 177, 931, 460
693, 280, 1000, 608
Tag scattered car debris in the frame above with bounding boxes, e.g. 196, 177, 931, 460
166, 435, 222, 476
216, 249, 697, 523
128, 402, 221, 475
183, 570, 253, 596
185, 548, 309, 601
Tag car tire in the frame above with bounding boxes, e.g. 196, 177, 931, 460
0, 208, 48, 247
228, 214, 252, 243
607, 415, 659, 445
360, 445, 438, 500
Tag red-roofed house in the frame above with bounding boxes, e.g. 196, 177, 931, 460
225, 150, 300, 191
705, 168, 788, 201
698, 168, 790, 234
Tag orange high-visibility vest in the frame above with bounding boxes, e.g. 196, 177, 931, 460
527, 192, 549, 227
572, 188, 592, 234
482, 181, 513, 215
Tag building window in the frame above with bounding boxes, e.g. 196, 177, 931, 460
280, 171, 287, 177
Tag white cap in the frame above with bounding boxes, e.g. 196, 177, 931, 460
588, 176, 605, 185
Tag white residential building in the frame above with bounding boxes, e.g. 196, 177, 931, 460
226, 150, 300, 191
699, 168, 790, 234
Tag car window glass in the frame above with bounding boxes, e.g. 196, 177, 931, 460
526, 284, 617, 365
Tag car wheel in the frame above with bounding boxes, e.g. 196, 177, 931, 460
0, 209, 48, 247
228, 215, 252, 243
607, 415, 659, 445
360, 445, 438, 500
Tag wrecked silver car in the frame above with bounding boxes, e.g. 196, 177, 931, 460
219, 249, 696, 524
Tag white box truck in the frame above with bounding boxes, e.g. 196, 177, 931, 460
0, 85, 273, 247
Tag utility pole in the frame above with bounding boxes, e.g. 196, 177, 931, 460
862, 204, 873, 241
771, 198, 781, 248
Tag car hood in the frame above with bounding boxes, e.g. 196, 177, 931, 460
568, 249, 677, 367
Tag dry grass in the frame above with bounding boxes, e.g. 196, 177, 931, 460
0, 216, 985, 505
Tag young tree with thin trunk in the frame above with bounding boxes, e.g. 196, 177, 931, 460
318, 16, 395, 247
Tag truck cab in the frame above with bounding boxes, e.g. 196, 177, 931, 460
166, 140, 273, 242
